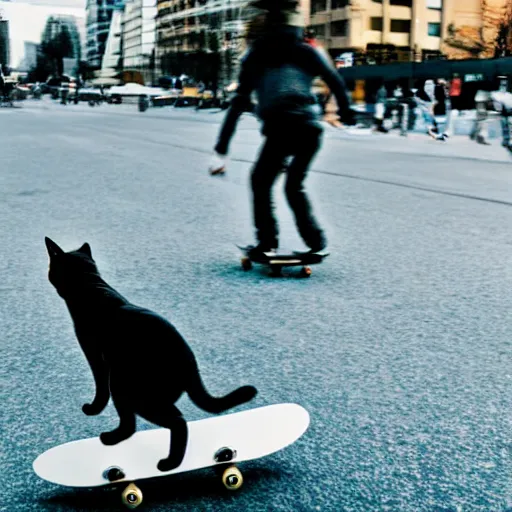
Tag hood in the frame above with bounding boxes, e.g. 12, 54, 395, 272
249, 0, 305, 27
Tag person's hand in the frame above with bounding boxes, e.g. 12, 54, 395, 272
209, 151, 227, 175
325, 116, 343, 128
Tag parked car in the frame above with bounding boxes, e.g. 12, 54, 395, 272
44, 75, 74, 99
73, 87, 105, 105
1, 79, 22, 106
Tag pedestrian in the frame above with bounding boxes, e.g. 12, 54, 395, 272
415, 79, 440, 139
60, 79, 70, 105
470, 81, 493, 145
444, 73, 463, 138
490, 90, 512, 152
373, 81, 388, 133
209, 0, 355, 258
394, 78, 414, 136
364, 78, 386, 133
364, 79, 378, 123
74, 75, 83, 104
432, 78, 449, 140
0, 64, 5, 103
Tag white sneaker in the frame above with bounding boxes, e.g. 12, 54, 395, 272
209, 152, 227, 175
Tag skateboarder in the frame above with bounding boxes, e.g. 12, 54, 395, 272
210, 0, 355, 259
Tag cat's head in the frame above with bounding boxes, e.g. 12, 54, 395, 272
45, 237, 99, 296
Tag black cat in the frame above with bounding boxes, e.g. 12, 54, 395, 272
44, 237, 257, 471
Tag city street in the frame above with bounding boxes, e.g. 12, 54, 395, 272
1, 101, 511, 512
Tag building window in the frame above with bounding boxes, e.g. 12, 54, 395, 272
427, 0, 442, 9
370, 17, 383, 31
428, 22, 441, 37
390, 19, 411, 33
422, 49, 442, 60
390, 0, 412, 6
310, 24, 326, 38
372, 0, 382, 3
311, 0, 326, 15
332, 0, 349, 8
331, 20, 347, 37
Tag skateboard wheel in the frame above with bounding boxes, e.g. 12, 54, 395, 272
270, 265, 282, 277
241, 257, 252, 271
301, 266, 312, 278
222, 466, 243, 490
122, 483, 143, 509
103, 466, 125, 482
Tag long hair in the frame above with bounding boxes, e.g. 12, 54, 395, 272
245, 13, 268, 44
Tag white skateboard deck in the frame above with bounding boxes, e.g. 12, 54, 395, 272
33, 403, 310, 487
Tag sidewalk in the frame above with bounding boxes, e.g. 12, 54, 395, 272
326, 125, 512, 164
16, 96, 227, 124
16, 97, 512, 164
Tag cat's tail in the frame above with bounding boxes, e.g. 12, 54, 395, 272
187, 368, 257, 414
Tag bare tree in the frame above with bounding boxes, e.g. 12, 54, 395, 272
494, 2, 512, 57
40, 17, 75, 77
443, 0, 511, 59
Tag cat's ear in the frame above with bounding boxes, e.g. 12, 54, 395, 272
45, 237, 64, 259
78, 242, 92, 258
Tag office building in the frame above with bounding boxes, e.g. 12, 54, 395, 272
155, 0, 309, 84
86, 0, 124, 69
99, 4, 123, 74
0, 12, 10, 70
121, 0, 156, 82
309, 0, 511, 63
18, 41, 38, 71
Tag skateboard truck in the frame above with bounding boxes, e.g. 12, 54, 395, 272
213, 447, 242, 491
103, 466, 126, 482
214, 447, 237, 463
213, 447, 243, 491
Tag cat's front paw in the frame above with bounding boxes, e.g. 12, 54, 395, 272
100, 431, 123, 445
82, 403, 101, 416
157, 457, 182, 472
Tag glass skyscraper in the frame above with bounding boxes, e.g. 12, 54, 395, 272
86, 0, 124, 69
0, 15, 9, 71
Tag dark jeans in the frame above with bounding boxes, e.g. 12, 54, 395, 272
501, 109, 511, 147
251, 121, 326, 250
470, 101, 488, 140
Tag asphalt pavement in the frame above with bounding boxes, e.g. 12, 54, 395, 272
1, 101, 511, 512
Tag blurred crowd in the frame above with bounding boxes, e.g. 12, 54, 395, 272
2, 43, 511, 151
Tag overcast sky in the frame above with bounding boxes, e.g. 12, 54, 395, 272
0, 0, 86, 67
7, 0, 85, 7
